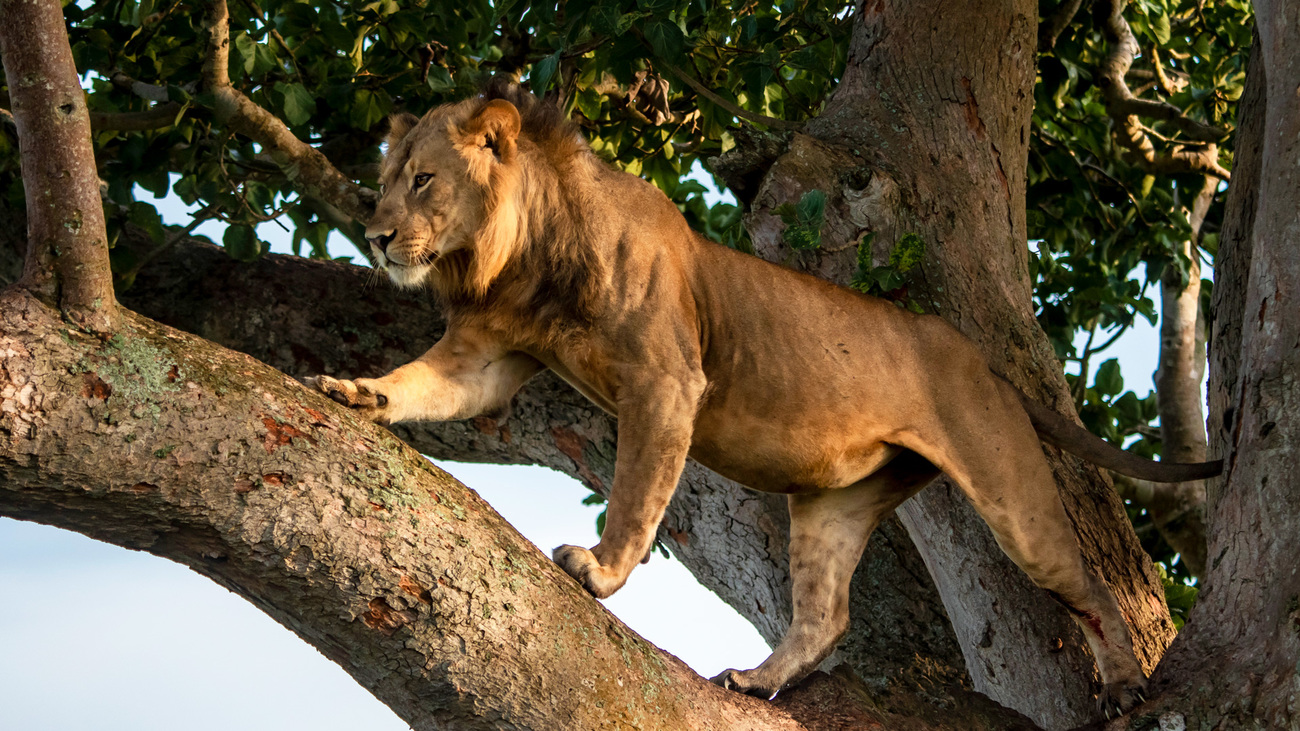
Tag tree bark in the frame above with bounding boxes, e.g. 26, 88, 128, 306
716, 0, 1176, 726
1132, 19, 1300, 729
0, 0, 117, 332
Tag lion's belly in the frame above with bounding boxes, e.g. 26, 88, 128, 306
689, 402, 902, 493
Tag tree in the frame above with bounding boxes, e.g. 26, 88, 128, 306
0, 0, 1293, 728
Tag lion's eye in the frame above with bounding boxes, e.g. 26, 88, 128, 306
413, 173, 434, 189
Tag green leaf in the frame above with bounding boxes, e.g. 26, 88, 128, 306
575, 87, 602, 121
1094, 358, 1124, 397
1151, 12, 1171, 44
222, 224, 264, 262
645, 18, 685, 61
275, 82, 316, 126
233, 32, 256, 74
531, 52, 560, 95
127, 202, 165, 245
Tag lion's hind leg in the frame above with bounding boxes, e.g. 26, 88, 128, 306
921, 385, 1148, 716
713, 450, 939, 698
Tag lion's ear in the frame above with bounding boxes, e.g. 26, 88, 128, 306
459, 99, 521, 164
385, 112, 420, 149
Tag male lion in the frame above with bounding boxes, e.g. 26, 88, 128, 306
308, 84, 1219, 715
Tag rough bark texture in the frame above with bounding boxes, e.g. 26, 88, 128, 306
714, 0, 1176, 726
1149, 180, 1212, 577
1132, 20, 1300, 730
0, 0, 117, 331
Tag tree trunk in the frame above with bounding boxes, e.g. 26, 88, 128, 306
715, 0, 1176, 726
1133, 19, 1300, 729
1148, 180, 1212, 577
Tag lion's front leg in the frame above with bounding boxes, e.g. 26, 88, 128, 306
553, 374, 704, 599
306, 325, 544, 425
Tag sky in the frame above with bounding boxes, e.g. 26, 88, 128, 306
0, 168, 1177, 730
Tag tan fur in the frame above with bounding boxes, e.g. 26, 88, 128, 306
308, 86, 1151, 716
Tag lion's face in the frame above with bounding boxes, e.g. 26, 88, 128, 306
367, 100, 523, 292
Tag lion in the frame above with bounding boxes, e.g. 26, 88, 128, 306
307, 83, 1220, 715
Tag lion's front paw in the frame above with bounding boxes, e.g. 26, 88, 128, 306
552, 544, 623, 599
304, 375, 391, 423
1098, 677, 1148, 719
710, 668, 779, 700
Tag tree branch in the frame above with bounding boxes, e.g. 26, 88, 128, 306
1038, 0, 1085, 53
89, 103, 186, 131
199, 0, 377, 223
654, 58, 803, 131
0, 289, 814, 731
0, 0, 118, 332
1095, 0, 1231, 180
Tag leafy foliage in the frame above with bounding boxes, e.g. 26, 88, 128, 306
0, 0, 851, 271
773, 189, 826, 251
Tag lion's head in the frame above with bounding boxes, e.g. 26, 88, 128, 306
367, 95, 526, 293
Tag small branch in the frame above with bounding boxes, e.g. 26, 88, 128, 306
201, 0, 377, 223
89, 103, 186, 131
1110, 472, 1159, 506
1147, 46, 1181, 96
1038, 0, 1085, 53
120, 205, 218, 284
109, 71, 172, 103
0, 0, 118, 332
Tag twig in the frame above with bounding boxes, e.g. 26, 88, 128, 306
121, 205, 218, 283
653, 58, 801, 131
89, 103, 186, 131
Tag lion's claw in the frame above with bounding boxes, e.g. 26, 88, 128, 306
1097, 677, 1149, 719
711, 669, 778, 700
328, 390, 349, 406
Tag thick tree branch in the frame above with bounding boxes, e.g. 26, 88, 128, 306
1095, 0, 1231, 181
199, 0, 377, 223
0, 289, 820, 731
0, 0, 118, 332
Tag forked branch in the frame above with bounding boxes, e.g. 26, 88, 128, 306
1095, 0, 1231, 181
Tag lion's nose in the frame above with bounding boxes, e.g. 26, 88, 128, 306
367, 230, 397, 253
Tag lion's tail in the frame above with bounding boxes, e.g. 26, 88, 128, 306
1003, 378, 1223, 483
